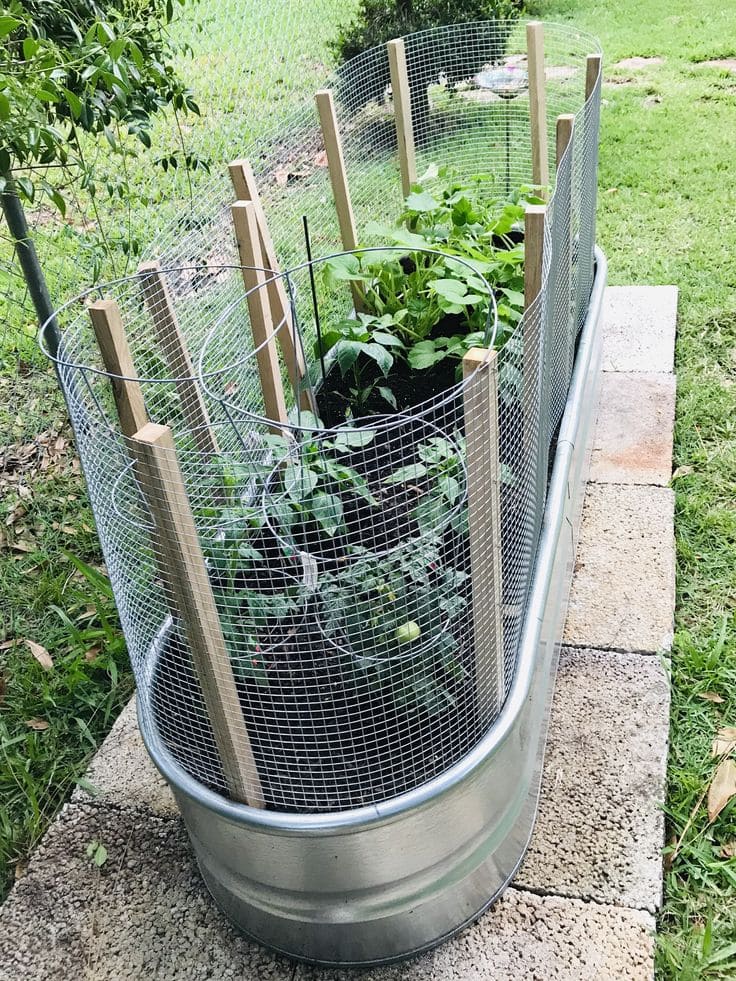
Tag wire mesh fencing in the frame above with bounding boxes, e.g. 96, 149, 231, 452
43, 20, 602, 813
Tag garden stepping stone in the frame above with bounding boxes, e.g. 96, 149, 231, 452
590, 371, 675, 486
602, 285, 677, 373
563, 483, 675, 653
516, 646, 669, 913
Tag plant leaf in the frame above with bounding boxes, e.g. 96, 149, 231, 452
384, 463, 427, 484
708, 758, 736, 823
405, 189, 440, 212
311, 492, 343, 537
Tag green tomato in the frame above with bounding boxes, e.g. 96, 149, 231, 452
395, 621, 421, 644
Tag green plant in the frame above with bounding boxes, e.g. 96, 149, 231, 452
316, 311, 404, 413
384, 433, 466, 534
0, 0, 203, 272
319, 540, 468, 714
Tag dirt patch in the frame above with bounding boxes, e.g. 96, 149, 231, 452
698, 58, 736, 73
614, 56, 665, 70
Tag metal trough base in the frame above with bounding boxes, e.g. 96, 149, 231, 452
138, 250, 607, 967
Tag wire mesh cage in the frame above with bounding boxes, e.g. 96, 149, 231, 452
43, 20, 602, 815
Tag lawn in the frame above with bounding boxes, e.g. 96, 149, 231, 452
1, 0, 735, 975
531, 0, 736, 975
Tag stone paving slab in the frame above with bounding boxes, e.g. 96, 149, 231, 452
0, 801, 654, 981
564, 483, 675, 653
602, 286, 678, 374
73, 699, 177, 818
297, 891, 655, 981
591, 371, 676, 486
0, 803, 296, 981
517, 646, 669, 913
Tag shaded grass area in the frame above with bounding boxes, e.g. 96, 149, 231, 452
532, 0, 736, 975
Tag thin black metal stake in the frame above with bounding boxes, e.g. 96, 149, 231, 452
302, 215, 326, 384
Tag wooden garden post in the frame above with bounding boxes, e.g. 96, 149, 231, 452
131, 422, 265, 808
523, 203, 547, 516
231, 200, 289, 428
228, 160, 316, 414
527, 22, 549, 192
314, 89, 363, 311
88, 299, 148, 439
137, 260, 221, 457
585, 53, 602, 101
555, 115, 576, 390
462, 348, 505, 723
387, 38, 417, 198
314, 91, 359, 255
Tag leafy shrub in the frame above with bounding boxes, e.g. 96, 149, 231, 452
0, 0, 202, 267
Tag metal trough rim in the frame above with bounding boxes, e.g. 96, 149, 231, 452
138, 246, 607, 836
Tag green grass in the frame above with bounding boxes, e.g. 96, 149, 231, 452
531, 0, 736, 974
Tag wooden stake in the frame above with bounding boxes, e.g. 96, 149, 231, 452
314, 90, 364, 311
88, 299, 148, 438
555, 113, 575, 169
314, 91, 358, 254
526, 22, 549, 191
231, 201, 288, 428
387, 38, 417, 198
462, 348, 504, 721
524, 204, 546, 311
131, 422, 265, 807
585, 53, 602, 101
228, 160, 315, 414
137, 261, 220, 457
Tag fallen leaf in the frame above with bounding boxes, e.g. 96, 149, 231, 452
274, 167, 289, 186
605, 187, 619, 194
314, 150, 328, 167
720, 841, 736, 859
712, 727, 736, 757
699, 692, 725, 704
671, 465, 694, 481
11, 541, 34, 553
708, 758, 736, 823
24, 639, 53, 671
25, 718, 50, 731
84, 646, 101, 663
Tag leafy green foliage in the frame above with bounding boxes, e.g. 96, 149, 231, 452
319, 540, 468, 715
0, 0, 204, 268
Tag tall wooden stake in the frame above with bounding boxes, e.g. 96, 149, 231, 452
555, 114, 575, 169
526, 22, 549, 192
228, 160, 316, 414
462, 348, 504, 722
231, 200, 288, 428
585, 53, 602, 101
524, 204, 546, 312
387, 38, 417, 198
88, 299, 148, 439
523, 203, 547, 514
138, 261, 220, 457
314, 90, 364, 312
131, 422, 265, 808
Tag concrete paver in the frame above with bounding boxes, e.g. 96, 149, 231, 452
564, 483, 675, 653
297, 890, 655, 981
517, 647, 669, 912
0, 803, 295, 981
591, 371, 676, 486
73, 699, 177, 818
602, 286, 677, 374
